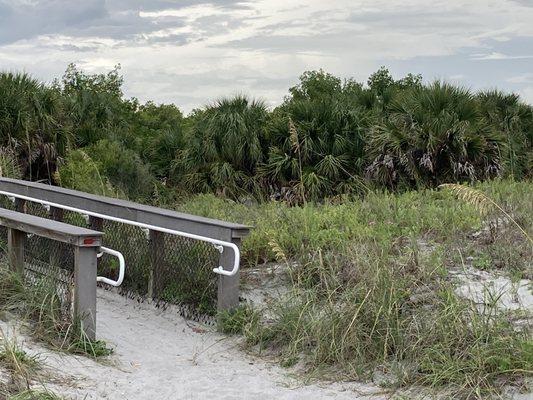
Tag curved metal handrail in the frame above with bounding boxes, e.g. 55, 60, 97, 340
97, 246, 126, 287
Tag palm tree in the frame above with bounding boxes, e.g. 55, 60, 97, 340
262, 97, 367, 201
476, 90, 532, 180
173, 95, 269, 198
0, 72, 68, 182
366, 82, 504, 189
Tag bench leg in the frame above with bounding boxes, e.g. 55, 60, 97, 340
74, 246, 97, 341
7, 228, 25, 276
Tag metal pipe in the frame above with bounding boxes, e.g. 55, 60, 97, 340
0, 191, 240, 276
97, 246, 125, 287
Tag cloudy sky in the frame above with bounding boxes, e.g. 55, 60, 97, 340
1, 0, 532, 112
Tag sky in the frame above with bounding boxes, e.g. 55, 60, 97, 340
0, 0, 532, 112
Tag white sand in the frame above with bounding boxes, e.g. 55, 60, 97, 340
451, 266, 533, 312
2, 265, 531, 399
1, 289, 386, 400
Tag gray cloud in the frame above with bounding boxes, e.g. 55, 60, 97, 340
0, 0, 532, 111
0, 0, 247, 45
0, 0, 107, 44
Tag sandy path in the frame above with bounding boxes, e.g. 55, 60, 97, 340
2, 290, 385, 400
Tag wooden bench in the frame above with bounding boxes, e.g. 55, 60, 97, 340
0, 207, 103, 340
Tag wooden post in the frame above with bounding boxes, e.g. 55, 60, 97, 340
148, 230, 164, 299
74, 246, 98, 340
49, 206, 65, 267
88, 216, 103, 231
88, 215, 104, 275
14, 198, 25, 213
49, 206, 64, 222
217, 236, 241, 312
7, 228, 25, 275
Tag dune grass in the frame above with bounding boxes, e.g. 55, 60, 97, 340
0, 330, 65, 400
215, 179, 532, 399
0, 267, 111, 359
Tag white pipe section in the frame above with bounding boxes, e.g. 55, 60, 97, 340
0, 191, 240, 276
97, 246, 125, 287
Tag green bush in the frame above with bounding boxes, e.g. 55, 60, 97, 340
85, 139, 155, 201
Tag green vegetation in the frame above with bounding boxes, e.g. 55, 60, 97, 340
0, 266, 112, 359
7, 390, 64, 400
0, 334, 41, 383
0, 331, 64, 400
218, 304, 260, 335
213, 180, 532, 398
0, 65, 530, 202
1, 63, 532, 398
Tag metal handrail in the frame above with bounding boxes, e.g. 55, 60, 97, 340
97, 246, 126, 287
0, 191, 240, 277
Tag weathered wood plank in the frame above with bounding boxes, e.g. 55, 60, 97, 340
7, 228, 25, 275
0, 178, 251, 240
74, 246, 98, 340
217, 235, 242, 311
148, 229, 164, 299
0, 208, 103, 247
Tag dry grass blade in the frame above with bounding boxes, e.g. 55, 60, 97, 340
288, 118, 299, 151
0, 329, 41, 389
439, 183, 494, 215
439, 183, 532, 244
268, 237, 287, 263
288, 118, 306, 204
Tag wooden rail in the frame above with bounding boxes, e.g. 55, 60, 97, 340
0, 178, 252, 310
0, 207, 102, 340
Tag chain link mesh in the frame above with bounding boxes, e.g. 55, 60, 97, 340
0, 196, 221, 322
0, 197, 75, 317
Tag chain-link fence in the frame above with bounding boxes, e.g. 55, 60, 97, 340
0, 196, 75, 317
0, 196, 221, 322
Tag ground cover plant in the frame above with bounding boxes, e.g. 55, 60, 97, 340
0, 265, 111, 359
215, 180, 532, 399
0, 329, 65, 400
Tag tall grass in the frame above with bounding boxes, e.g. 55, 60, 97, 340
0, 266, 111, 358
180, 179, 532, 267
0, 330, 65, 399
214, 179, 532, 399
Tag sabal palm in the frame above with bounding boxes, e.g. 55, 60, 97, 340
0, 72, 68, 181
174, 95, 268, 198
367, 82, 504, 188
263, 98, 366, 200
476, 90, 532, 179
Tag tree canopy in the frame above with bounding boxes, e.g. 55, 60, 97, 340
1, 66, 531, 203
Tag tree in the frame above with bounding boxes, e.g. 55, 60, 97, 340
131, 102, 185, 179
476, 90, 532, 179
366, 82, 504, 188
174, 95, 269, 198
264, 71, 368, 201
0, 72, 68, 182
57, 64, 132, 148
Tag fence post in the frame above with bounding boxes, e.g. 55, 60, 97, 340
7, 228, 25, 275
148, 230, 164, 299
74, 246, 98, 340
88, 216, 103, 231
14, 198, 25, 213
49, 206, 65, 266
217, 235, 241, 312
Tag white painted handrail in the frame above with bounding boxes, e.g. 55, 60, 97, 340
97, 246, 125, 287
0, 191, 240, 277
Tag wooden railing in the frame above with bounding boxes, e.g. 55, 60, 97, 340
0, 207, 102, 339
0, 178, 251, 312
